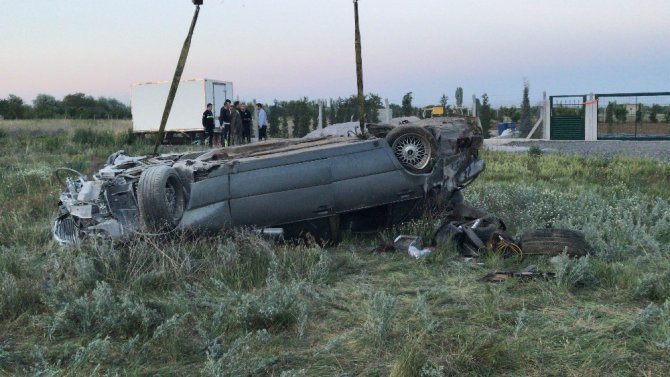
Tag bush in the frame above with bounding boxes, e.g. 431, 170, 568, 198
203, 333, 276, 377
389, 338, 426, 377
527, 145, 543, 157
634, 272, 670, 301
222, 274, 308, 333
41, 281, 162, 339
365, 291, 398, 347
115, 127, 136, 145
467, 180, 670, 259
72, 128, 115, 147
42, 135, 68, 152
0, 273, 18, 319
554, 253, 598, 290
627, 300, 670, 348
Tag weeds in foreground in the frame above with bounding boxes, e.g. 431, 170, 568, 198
527, 145, 544, 157
554, 253, 599, 290
628, 300, 670, 349
1, 128, 670, 375
365, 291, 398, 348
389, 336, 426, 377
634, 271, 670, 301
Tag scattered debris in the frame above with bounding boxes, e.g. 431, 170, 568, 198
392, 235, 433, 258
377, 201, 590, 273
486, 231, 523, 257
481, 265, 556, 283
408, 243, 433, 259
434, 203, 512, 257
392, 235, 421, 250
433, 202, 590, 259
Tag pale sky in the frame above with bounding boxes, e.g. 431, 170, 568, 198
1, 0, 669, 107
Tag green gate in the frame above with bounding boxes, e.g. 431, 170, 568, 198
550, 95, 586, 140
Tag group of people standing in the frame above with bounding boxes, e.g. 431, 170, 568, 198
201, 100, 268, 147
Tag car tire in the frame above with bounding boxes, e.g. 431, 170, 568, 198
519, 229, 589, 257
386, 126, 437, 174
137, 165, 186, 231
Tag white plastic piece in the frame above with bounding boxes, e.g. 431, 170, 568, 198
407, 238, 432, 259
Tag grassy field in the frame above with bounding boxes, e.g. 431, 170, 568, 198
0, 119, 132, 136
1, 122, 669, 376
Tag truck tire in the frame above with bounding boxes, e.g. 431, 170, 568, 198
519, 229, 590, 257
386, 126, 437, 174
137, 165, 186, 231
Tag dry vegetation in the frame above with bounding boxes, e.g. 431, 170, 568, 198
1, 120, 670, 376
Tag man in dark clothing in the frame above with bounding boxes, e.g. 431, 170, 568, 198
240, 103, 252, 144
202, 103, 215, 147
218, 99, 231, 146
229, 101, 243, 146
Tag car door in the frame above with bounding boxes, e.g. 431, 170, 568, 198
330, 142, 423, 213
228, 156, 334, 226
179, 172, 233, 231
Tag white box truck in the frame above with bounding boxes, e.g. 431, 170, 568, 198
131, 78, 233, 138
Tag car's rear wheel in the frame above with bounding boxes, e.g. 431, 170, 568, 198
137, 165, 186, 231
386, 126, 437, 174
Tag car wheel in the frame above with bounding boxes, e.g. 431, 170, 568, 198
137, 165, 186, 231
520, 229, 590, 257
386, 126, 437, 174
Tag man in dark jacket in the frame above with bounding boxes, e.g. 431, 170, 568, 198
202, 103, 215, 147
240, 103, 253, 144
218, 99, 231, 146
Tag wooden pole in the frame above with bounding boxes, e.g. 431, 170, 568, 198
353, 0, 365, 135
153, 5, 201, 155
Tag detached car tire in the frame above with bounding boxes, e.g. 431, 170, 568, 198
386, 126, 437, 174
137, 165, 186, 231
520, 229, 589, 257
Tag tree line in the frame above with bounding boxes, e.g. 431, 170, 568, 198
401, 82, 538, 138
3, 82, 547, 139
261, 84, 539, 140
0, 93, 131, 120
265, 94, 384, 138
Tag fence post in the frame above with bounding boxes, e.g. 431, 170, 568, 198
383, 98, 391, 123
472, 94, 477, 117
543, 91, 550, 140
585, 93, 598, 140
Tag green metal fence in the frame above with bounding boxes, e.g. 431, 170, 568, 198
595, 92, 670, 140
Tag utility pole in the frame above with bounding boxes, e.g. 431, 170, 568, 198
353, 0, 365, 135
153, 1, 202, 155
318, 100, 324, 129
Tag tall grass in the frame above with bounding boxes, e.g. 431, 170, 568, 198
0, 119, 132, 136
1, 128, 670, 375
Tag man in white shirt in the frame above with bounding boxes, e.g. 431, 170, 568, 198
256, 103, 268, 141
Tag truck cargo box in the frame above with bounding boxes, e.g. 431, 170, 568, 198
131, 78, 233, 133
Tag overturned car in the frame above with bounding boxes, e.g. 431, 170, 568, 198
53, 117, 485, 244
